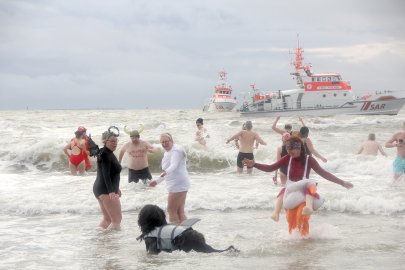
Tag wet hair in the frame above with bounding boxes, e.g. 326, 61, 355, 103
245, 120, 253, 130
196, 118, 204, 125
368, 133, 376, 140
299, 126, 309, 138
102, 131, 117, 144
74, 130, 84, 138
138, 204, 168, 235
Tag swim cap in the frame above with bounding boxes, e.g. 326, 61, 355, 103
130, 130, 140, 137
77, 126, 87, 132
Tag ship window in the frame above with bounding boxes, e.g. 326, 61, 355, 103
332, 76, 338, 82
312, 78, 315, 82
317, 77, 321, 82
322, 77, 327, 82
327, 77, 331, 81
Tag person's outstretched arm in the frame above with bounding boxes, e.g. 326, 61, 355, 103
272, 116, 284, 135
306, 138, 327, 163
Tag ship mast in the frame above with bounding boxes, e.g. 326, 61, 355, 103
289, 35, 311, 89
215, 70, 232, 93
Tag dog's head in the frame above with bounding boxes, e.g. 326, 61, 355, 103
138, 204, 168, 234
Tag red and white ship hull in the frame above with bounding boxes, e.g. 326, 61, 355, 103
241, 96, 405, 117
203, 99, 236, 112
203, 70, 237, 112
240, 38, 405, 117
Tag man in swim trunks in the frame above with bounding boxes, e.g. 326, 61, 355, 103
358, 133, 387, 156
118, 130, 155, 184
385, 122, 405, 180
226, 121, 266, 175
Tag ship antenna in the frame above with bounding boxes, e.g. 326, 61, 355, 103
289, 34, 305, 89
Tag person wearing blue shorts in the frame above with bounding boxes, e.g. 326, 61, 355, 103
385, 122, 405, 180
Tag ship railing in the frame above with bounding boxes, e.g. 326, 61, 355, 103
241, 101, 345, 112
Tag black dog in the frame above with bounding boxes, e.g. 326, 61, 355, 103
137, 204, 238, 254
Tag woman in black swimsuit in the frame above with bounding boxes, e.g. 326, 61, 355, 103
93, 130, 122, 230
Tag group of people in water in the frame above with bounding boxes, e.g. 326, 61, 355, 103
63, 126, 190, 230
62, 118, 405, 233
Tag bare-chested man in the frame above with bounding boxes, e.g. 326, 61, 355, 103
226, 120, 266, 175
118, 130, 154, 184
358, 133, 387, 156
385, 122, 405, 180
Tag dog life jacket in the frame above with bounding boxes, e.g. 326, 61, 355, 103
144, 218, 200, 251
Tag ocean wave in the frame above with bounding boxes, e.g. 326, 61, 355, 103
0, 141, 239, 173
1, 172, 404, 217
3, 194, 404, 217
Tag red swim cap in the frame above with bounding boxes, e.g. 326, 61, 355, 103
77, 126, 87, 132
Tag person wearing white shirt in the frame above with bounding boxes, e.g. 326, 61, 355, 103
149, 133, 190, 223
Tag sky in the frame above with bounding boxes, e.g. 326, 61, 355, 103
1, 0, 405, 110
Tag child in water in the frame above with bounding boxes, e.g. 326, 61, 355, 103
195, 118, 209, 146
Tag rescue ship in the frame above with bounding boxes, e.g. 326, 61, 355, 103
203, 70, 237, 112
240, 40, 405, 116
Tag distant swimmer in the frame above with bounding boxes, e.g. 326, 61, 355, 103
64, 128, 88, 175
272, 116, 305, 135
77, 126, 92, 171
119, 127, 155, 184
195, 118, 209, 146
357, 133, 387, 156
272, 117, 305, 183
226, 120, 266, 175
299, 126, 327, 163
385, 122, 405, 180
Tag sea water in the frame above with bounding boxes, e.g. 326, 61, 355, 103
0, 109, 404, 270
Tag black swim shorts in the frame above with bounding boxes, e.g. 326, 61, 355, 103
237, 152, 254, 168
128, 167, 152, 183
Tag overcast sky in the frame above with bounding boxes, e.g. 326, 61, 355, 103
1, 0, 404, 109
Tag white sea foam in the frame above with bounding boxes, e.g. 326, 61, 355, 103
1, 109, 405, 270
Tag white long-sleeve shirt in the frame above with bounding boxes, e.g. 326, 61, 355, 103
161, 144, 190, 192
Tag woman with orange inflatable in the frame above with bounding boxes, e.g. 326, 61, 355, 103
243, 136, 353, 236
